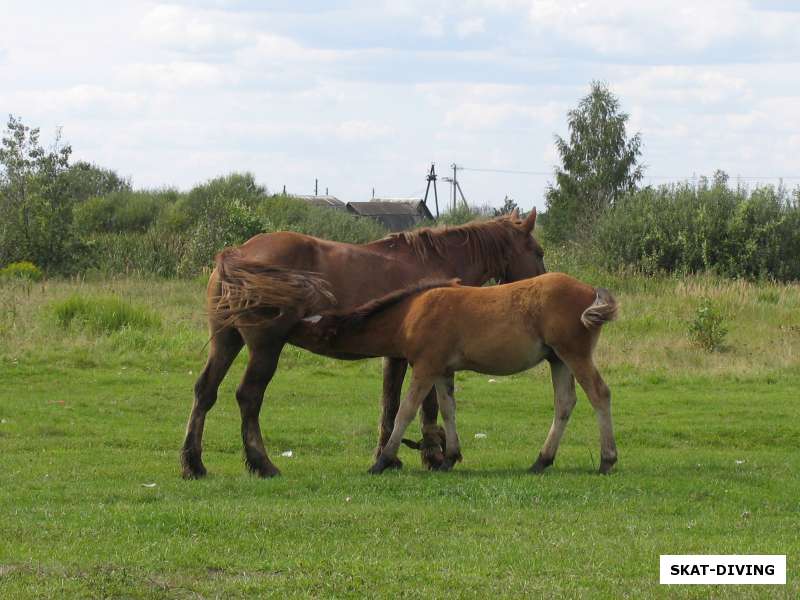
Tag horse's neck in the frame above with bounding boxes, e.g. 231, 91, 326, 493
366, 237, 490, 285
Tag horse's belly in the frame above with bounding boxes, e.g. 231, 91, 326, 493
452, 338, 547, 376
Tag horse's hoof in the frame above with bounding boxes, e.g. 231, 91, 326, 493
180, 451, 207, 479
182, 465, 207, 479
528, 454, 554, 474
246, 460, 281, 478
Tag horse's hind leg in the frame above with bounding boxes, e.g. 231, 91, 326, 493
236, 333, 287, 478
564, 355, 618, 474
434, 379, 462, 472
530, 357, 577, 474
181, 327, 243, 479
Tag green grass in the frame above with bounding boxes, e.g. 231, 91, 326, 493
0, 275, 798, 598
52, 295, 160, 334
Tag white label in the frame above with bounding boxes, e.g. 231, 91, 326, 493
660, 555, 786, 585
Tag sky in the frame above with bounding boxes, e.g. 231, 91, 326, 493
2, 0, 799, 212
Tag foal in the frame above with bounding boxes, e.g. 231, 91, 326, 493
292, 272, 619, 474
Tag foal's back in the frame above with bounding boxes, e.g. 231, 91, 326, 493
398, 273, 599, 375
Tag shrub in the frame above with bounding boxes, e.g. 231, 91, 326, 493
179, 198, 264, 276
688, 298, 727, 352
0, 261, 43, 282
74, 189, 178, 234
52, 295, 159, 334
593, 179, 800, 281
159, 173, 266, 232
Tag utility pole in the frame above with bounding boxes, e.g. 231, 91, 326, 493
422, 163, 440, 218
315, 178, 318, 196
450, 163, 467, 209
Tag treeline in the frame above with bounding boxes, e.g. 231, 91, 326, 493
0, 117, 385, 277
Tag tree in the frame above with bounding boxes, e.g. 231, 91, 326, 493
494, 195, 519, 217
544, 81, 643, 243
0, 115, 79, 271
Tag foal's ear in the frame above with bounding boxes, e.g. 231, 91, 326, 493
509, 207, 520, 220
522, 208, 537, 234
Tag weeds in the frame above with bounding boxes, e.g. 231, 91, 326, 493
688, 297, 728, 352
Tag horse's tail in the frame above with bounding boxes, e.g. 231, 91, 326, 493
211, 247, 336, 328
580, 287, 618, 329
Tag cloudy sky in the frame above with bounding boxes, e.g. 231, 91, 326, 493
2, 1, 799, 211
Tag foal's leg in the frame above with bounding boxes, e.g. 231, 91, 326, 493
418, 380, 448, 470
369, 373, 435, 474
181, 327, 243, 478
236, 334, 287, 478
530, 358, 577, 474
375, 357, 407, 468
564, 355, 618, 474
434, 380, 462, 472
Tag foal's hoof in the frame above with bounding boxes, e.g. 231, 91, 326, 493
421, 447, 446, 470
368, 454, 400, 475
419, 426, 448, 470
434, 452, 462, 472
598, 457, 617, 475
528, 454, 554, 474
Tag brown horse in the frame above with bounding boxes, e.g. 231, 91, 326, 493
290, 273, 619, 475
180, 210, 546, 478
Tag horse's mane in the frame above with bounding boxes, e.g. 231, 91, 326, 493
314, 278, 460, 340
382, 216, 521, 274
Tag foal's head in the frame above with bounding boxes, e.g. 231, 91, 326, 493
499, 208, 546, 283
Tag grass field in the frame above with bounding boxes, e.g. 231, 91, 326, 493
1, 274, 798, 598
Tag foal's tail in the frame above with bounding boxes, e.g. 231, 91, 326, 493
580, 287, 618, 329
210, 248, 337, 328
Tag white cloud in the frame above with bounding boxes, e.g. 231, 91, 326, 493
140, 3, 249, 52
456, 17, 485, 38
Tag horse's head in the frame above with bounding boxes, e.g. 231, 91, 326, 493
500, 208, 546, 283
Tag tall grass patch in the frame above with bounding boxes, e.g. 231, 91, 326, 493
52, 295, 160, 334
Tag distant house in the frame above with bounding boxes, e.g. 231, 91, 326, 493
288, 194, 347, 211
346, 199, 434, 232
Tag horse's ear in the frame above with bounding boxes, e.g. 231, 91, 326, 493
509, 207, 520, 220
523, 208, 537, 234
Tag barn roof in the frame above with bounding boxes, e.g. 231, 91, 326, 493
346, 199, 433, 232
289, 194, 347, 210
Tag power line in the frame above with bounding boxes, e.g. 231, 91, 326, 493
460, 166, 551, 176
460, 165, 800, 181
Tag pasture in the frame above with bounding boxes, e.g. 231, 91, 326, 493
1, 274, 798, 598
